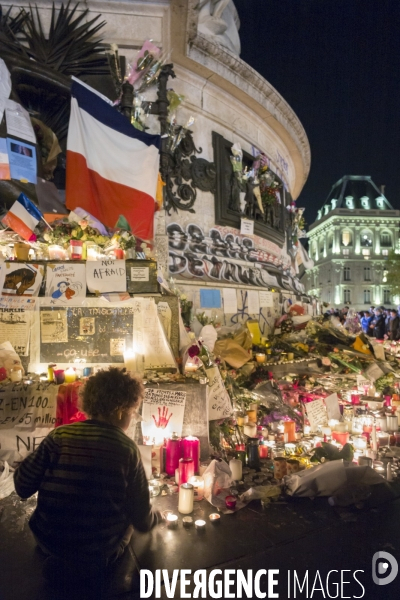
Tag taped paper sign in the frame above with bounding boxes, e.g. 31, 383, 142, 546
130, 267, 149, 282
157, 302, 172, 341
0, 296, 35, 356
40, 309, 68, 344
305, 398, 328, 432
86, 260, 126, 293
259, 291, 274, 308
46, 263, 86, 303
1, 263, 44, 297
132, 297, 177, 370
0, 427, 54, 460
206, 366, 232, 420
247, 290, 260, 315
240, 218, 254, 235
0, 382, 59, 431
141, 388, 186, 441
324, 393, 341, 421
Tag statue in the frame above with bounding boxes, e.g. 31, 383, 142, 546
197, 0, 241, 55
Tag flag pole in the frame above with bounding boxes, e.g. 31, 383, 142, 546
41, 216, 53, 231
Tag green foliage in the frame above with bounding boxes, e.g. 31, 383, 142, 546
386, 249, 400, 297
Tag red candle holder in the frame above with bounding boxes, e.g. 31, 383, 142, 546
225, 495, 237, 510
182, 436, 200, 474
179, 458, 194, 485
332, 431, 349, 446
259, 444, 269, 459
165, 436, 182, 477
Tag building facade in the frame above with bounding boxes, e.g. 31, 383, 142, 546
303, 176, 400, 309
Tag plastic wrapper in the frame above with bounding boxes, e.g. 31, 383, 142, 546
0, 461, 15, 500
285, 460, 388, 498
128, 40, 161, 85
200, 324, 218, 352
0, 58, 11, 99
213, 337, 251, 369
230, 142, 243, 174
203, 459, 246, 513
0, 341, 24, 377
239, 485, 281, 504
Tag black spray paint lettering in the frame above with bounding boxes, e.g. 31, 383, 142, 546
93, 267, 125, 279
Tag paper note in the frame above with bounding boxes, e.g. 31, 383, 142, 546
5, 99, 36, 144
40, 309, 68, 344
2, 263, 43, 297
0, 383, 58, 431
372, 344, 386, 361
0, 296, 35, 356
141, 388, 186, 440
324, 393, 341, 421
306, 399, 328, 432
240, 218, 254, 235
259, 290, 274, 308
86, 259, 126, 293
0, 138, 10, 180
206, 365, 233, 420
130, 266, 149, 282
357, 374, 370, 391
46, 263, 86, 303
247, 290, 260, 315
132, 297, 177, 370
365, 363, 385, 382
222, 288, 238, 314
200, 288, 221, 309
6, 138, 36, 183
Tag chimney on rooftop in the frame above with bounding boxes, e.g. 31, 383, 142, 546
380, 184, 386, 195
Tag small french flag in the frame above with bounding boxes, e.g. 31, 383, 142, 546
2, 193, 42, 241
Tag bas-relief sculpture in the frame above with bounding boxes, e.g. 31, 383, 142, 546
197, 0, 241, 55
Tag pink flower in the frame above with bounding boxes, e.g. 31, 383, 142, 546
188, 344, 200, 358
79, 219, 88, 230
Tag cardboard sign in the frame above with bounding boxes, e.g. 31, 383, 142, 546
0, 382, 59, 431
86, 259, 126, 293
206, 366, 232, 420
141, 388, 186, 441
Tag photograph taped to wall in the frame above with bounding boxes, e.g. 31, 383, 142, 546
40, 309, 68, 344
79, 317, 95, 335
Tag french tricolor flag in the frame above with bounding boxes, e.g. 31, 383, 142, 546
66, 79, 160, 241
2, 193, 42, 241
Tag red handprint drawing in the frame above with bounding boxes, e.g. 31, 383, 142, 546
152, 405, 173, 429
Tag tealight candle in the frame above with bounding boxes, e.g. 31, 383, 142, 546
167, 514, 178, 529
255, 353, 266, 364
209, 513, 220, 524
183, 516, 193, 528
178, 483, 194, 514
352, 436, 367, 451
194, 519, 206, 531
64, 367, 76, 383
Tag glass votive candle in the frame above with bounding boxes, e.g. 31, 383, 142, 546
283, 421, 296, 442
166, 514, 178, 529
286, 459, 301, 475
358, 456, 373, 467
386, 415, 399, 432
148, 479, 160, 497
352, 436, 367, 451
53, 369, 65, 384
182, 516, 193, 528
332, 431, 350, 446
194, 519, 206, 531
189, 475, 204, 501
70, 239, 83, 259
225, 495, 237, 510
373, 460, 385, 474
255, 353, 266, 364
273, 457, 287, 480
209, 513, 220, 524
259, 444, 269, 459
49, 244, 68, 260
378, 432, 390, 448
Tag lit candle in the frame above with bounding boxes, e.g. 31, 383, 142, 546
352, 436, 367, 451
167, 514, 178, 529
178, 483, 194, 514
225, 495, 237, 510
179, 457, 194, 485
332, 431, 349, 446
182, 436, 200, 473
165, 434, 182, 476
209, 513, 220, 524
9, 367, 22, 382
377, 432, 390, 448
53, 369, 65, 384
185, 361, 198, 373
229, 457, 243, 481
194, 519, 206, 531
64, 367, 76, 383
255, 353, 266, 364
283, 421, 296, 442
189, 475, 205, 501
48, 244, 68, 260
259, 444, 269, 459
124, 350, 136, 373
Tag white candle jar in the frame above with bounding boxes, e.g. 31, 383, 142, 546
229, 457, 243, 481
188, 476, 204, 501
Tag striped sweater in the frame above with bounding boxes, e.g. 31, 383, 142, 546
14, 420, 157, 557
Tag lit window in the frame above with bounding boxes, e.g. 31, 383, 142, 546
342, 230, 352, 246
382, 249, 389, 256
343, 289, 351, 303
343, 267, 351, 281
383, 289, 391, 304
361, 233, 372, 247
364, 290, 371, 304
342, 249, 350, 256
364, 267, 371, 281
362, 249, 370, 256
380, 232, 391, 247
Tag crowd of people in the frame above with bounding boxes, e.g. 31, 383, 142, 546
323, 305, 400, 340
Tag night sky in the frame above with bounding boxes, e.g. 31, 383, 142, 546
234, 0, 400, 225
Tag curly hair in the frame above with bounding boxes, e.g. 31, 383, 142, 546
79, 367, 144, 418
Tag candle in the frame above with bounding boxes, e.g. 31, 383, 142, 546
114, 248, 124, 259
10, 368, 22, 382
273, 457, 287, 480
286, 459, 300, 475
194, 519, 206, 531
229, 457, 243, 481
258, 444, 269, 459
255, 353, 266, 364
175, 468, 180, 484
377, 432, 390, 448
332, 431, 349, 446
167, 514, 178, 529
49, 244, 68, 260
287, 352, 294, 361
64, 367, 76, 383
371, 423, 378, 452
182, 436, 200, 473
85, 242, 100, 260
358, 456, 372, 467
236, 450, 246, 465
247, 408, 257, 423
53, 369, 65, 384
225, 495, 237, 510
386, 415, 398, 432
352, 436, 367, 451
185, 360, 198, 373
165, 435, 182, 476
244, 423, 257, 437
179, 458, 194, 485
124, 350, 136, 373
70, 239, 83, 259
47, 364, 55, 382
283, 421, 296, 442
376, 416, 387, 431
189, 475, 204, 501
178, 483, 194, 514
373, 460, 385, 473
237, 415, 245, 426
183, 516, 193, 528
148, 479, 160, 497
209, 513, 220, 524
246, 437, 260, 469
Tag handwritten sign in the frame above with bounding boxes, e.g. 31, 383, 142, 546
86, 260, 126, 293
247, 290, 260, 315
206, 366, 233, 420
0, 296, 35, 356
0, 427, 53, 460
45, 263, 86, 303
259, 291, 274, 308
305, 398, 327, 432
130, 267, 149, 282
0, 382, 59, 431
365, 363, 385, 382
141, 388, 186, 440
240, 218, 254, 236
